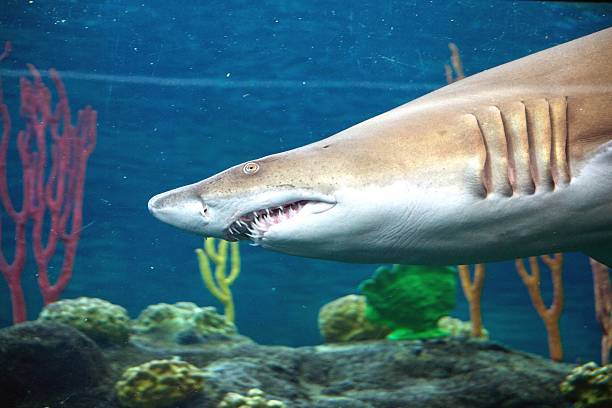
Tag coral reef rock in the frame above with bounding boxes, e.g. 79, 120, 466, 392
560, 362, 612, 408
38, 296, 131, 345
5, 328, 571, 408
115, 356, 206, 408
118, 337, 569, 408
131, 302, 247, 347
0, 321, 110, 407
318, 294, 390, 343
218, 388, 286, 407
437, 316, 489, 339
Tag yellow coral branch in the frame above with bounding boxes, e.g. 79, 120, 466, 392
226, 242, 241, 285
195, 238, 241, 323
196, 248, 227, 302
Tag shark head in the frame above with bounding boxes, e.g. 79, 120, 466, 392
148, 137, 385, 260
147, 114, 478, 264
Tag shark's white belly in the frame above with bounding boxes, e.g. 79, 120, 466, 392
392, 147, 609, 264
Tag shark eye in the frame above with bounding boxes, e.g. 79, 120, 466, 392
243, 161, 260, 175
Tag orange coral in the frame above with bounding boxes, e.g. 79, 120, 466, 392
445, 42, 465, 84
515, 254, 564, 361
591, 258, 612, 364
457, 264, 486, 337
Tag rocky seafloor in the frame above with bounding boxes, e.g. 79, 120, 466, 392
1, 321, 574, 408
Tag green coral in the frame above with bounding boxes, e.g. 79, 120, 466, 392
218, 388, 285, 408
115, 357, 205, 408
359, 264, 457, 340
38, 297, 130, 344
132, 302, 237, 344
560, 362, 612, 408
318, 294, 390, 342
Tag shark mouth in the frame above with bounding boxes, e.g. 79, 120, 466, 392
225, 200, 332, 242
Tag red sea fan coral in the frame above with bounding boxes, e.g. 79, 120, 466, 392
0, 41, 97, 323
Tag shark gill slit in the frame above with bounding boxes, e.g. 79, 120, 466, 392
473, 106, 512, 197
497, 101, 534, 195
562, 96, 571, 183
523, 101, 538, 191
562, 96, 572, 183
547, 99, 556, 187
499, 109, 518, 194
518, 100, 549, 193
548, 96, 571, 186
473, 116, 492, 197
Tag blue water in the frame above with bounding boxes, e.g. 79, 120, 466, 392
0, 1, 610, 363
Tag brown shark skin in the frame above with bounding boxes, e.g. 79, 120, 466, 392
151, 28, 612, 265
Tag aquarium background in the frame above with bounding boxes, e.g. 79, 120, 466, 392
0, 1, 609, 362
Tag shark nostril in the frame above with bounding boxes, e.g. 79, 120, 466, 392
198, 201, 209, 218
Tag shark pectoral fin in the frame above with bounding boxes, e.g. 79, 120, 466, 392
586, 242, 612, 268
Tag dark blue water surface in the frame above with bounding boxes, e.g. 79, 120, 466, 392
0, 1, 610, 362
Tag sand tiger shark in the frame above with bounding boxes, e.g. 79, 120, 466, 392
149, 28, 612, 267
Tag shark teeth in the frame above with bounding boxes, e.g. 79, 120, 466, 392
225, 200, 308, 242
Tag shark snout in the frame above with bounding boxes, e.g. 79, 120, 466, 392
148, 185, 209, 234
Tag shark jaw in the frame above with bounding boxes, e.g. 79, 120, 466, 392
225, 199, 336, 244
148, 184, 337, 248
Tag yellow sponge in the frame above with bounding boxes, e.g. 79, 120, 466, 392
115, 357, 205, 408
